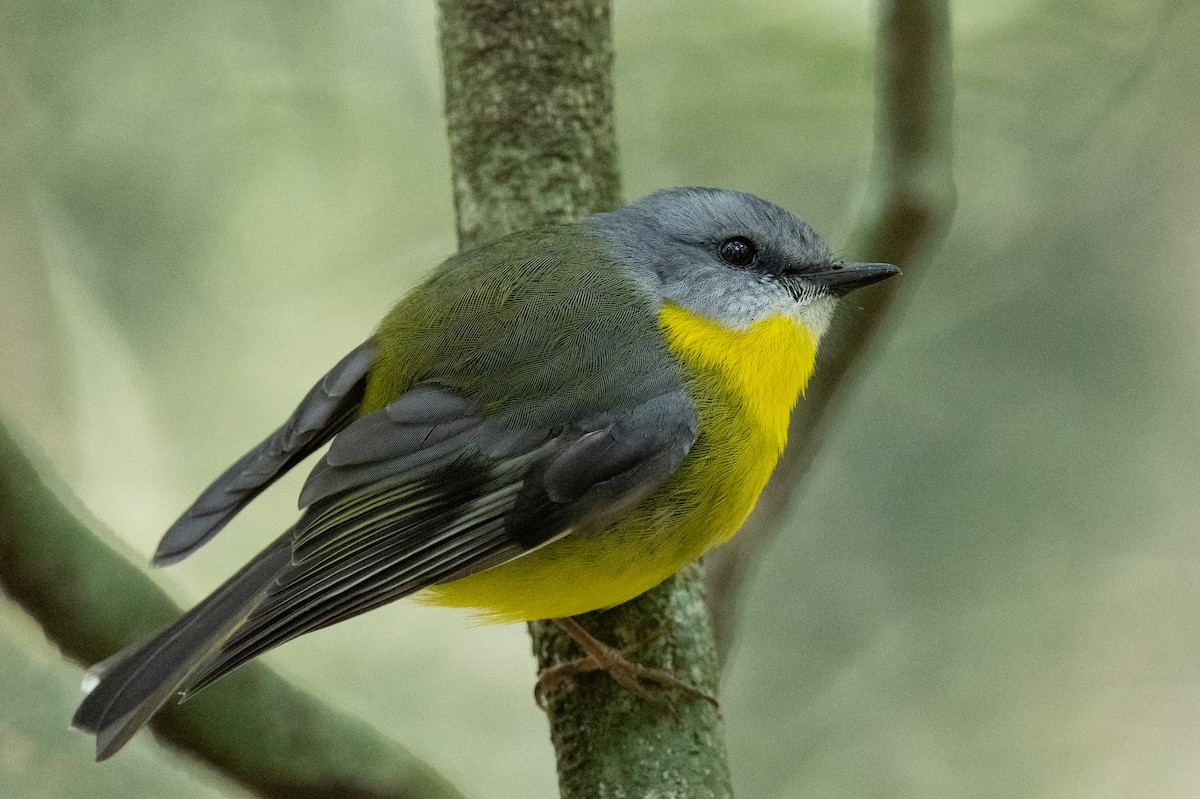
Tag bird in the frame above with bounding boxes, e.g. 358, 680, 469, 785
72, 186, 898, 759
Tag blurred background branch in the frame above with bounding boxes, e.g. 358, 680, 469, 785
0, 422, 465, 799
706, 0, 957, 663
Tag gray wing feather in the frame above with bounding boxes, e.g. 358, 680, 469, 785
176, 384, 696, 694
297, 385, 546, 508
544, 390, 696, 505
152, 339, 376, 566
76, 378, 697, 760
72, 535, 292, 759
322, 385, 477, 467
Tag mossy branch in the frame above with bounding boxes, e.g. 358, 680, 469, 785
436, 1, 732, 796
0, 422, 464, 799
438, 0, 621, 246
706, 0, 958, 660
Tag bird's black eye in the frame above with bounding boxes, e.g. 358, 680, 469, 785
718, 236, 757, 267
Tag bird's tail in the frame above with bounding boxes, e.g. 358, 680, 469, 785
72, 532, 292, 760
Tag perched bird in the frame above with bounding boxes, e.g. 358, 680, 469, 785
72, 187, 898, 759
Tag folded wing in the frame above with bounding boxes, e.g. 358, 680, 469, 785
75, 380, 695, 758
183, 383, 696, 694
151, 339, 376, 565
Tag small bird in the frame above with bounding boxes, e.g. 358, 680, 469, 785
72, 187, 897, 759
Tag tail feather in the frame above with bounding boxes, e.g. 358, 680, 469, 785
73, 534, 292, 760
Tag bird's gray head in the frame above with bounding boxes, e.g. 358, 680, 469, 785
585, 187, 898, 337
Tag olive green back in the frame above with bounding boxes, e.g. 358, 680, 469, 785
364, 227, 681, 429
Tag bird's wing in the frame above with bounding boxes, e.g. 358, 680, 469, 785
179, 382, 696, 694
151, 339, 377, 566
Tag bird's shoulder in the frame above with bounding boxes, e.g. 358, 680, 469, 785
364, 226, 678, 427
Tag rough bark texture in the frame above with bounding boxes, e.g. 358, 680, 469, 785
436, 1, 733, 796
438, 0, 621, 249
530, 563, 729, 798
706, 0, 958, 661
0, 423, 465, 799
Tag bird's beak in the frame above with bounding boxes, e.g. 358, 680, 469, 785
806, 262, 901, 297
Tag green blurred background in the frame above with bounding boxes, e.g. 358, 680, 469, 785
3, 0, 1199, 796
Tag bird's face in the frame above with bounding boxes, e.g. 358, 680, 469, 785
588, 187, 898, 338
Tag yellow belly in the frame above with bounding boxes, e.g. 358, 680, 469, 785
423, 303, 818, 622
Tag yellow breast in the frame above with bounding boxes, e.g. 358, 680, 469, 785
656, 303, 817, 458
424, 303, 819, 622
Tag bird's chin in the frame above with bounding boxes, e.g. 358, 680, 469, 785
790, 294, 836, 339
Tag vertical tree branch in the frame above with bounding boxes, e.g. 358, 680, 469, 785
0, 424, 465, 798
436, 1, 732, 796
438, 0, 621, 247
706, 0, 957, 660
